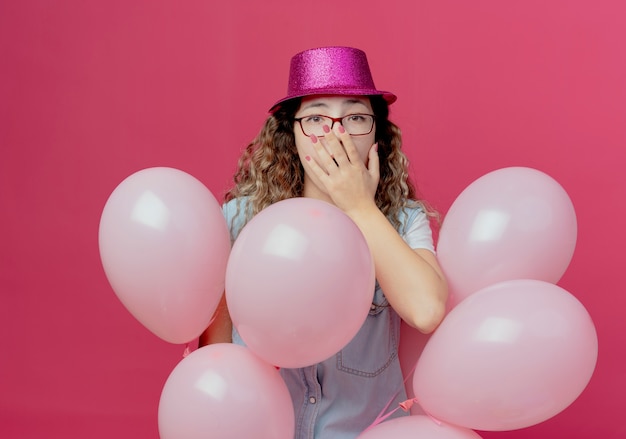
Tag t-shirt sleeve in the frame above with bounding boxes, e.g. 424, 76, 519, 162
400, 207, 435, 253
222, 198, 248, 243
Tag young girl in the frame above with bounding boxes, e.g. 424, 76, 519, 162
200, 46, 448, 439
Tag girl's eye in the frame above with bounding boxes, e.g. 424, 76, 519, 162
347, 115, 366, 122
304, 115, 325, 124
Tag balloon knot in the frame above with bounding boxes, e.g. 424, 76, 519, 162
182, 343, 191, 358
399, 398, 418, 412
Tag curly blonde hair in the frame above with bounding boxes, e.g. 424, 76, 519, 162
225, 96, 433, 231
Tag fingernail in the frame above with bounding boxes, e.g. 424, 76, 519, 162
305, 155, 311, 161
323, 125, 330, 134
338, 125, 345, 134
310, 134, 318, 144
374, 143, 378, 152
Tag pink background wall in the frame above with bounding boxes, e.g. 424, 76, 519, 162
1, 1, 624, 438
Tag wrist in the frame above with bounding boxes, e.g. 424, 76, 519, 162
343, 200, 382, 225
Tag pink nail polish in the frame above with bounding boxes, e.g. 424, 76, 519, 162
305, 155, 311, 161
323, 125, 330, 134
338, 125, 345, 134
310, 134, 318, 144
374, 143, 378, 152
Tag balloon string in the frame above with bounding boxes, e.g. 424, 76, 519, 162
372, 388, 402, 423
363, 361, 418, 432
362, 360, 443, 432
371, 399, 413, 427
426, 410, 443, 426
184, 313, 216, 359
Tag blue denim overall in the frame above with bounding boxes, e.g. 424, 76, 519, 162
224, 198, 434, 439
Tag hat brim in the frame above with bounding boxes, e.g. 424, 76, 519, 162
269, 89, 397, 113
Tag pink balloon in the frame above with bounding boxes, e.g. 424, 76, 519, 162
437, 167, 577, 305
413, 279, 598, 431
225, 198, 374, 368
158, 343, 294, 439
358, 415, 482, 439
98, 167, 230, 344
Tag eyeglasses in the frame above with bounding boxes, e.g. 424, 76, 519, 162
293, 114, 376, 137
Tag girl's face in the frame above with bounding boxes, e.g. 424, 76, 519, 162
294, 95, 376, 199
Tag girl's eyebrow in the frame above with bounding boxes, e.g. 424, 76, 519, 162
299, 99, 368, 112
344, 98, 366, 105
299, 102, 329, 112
